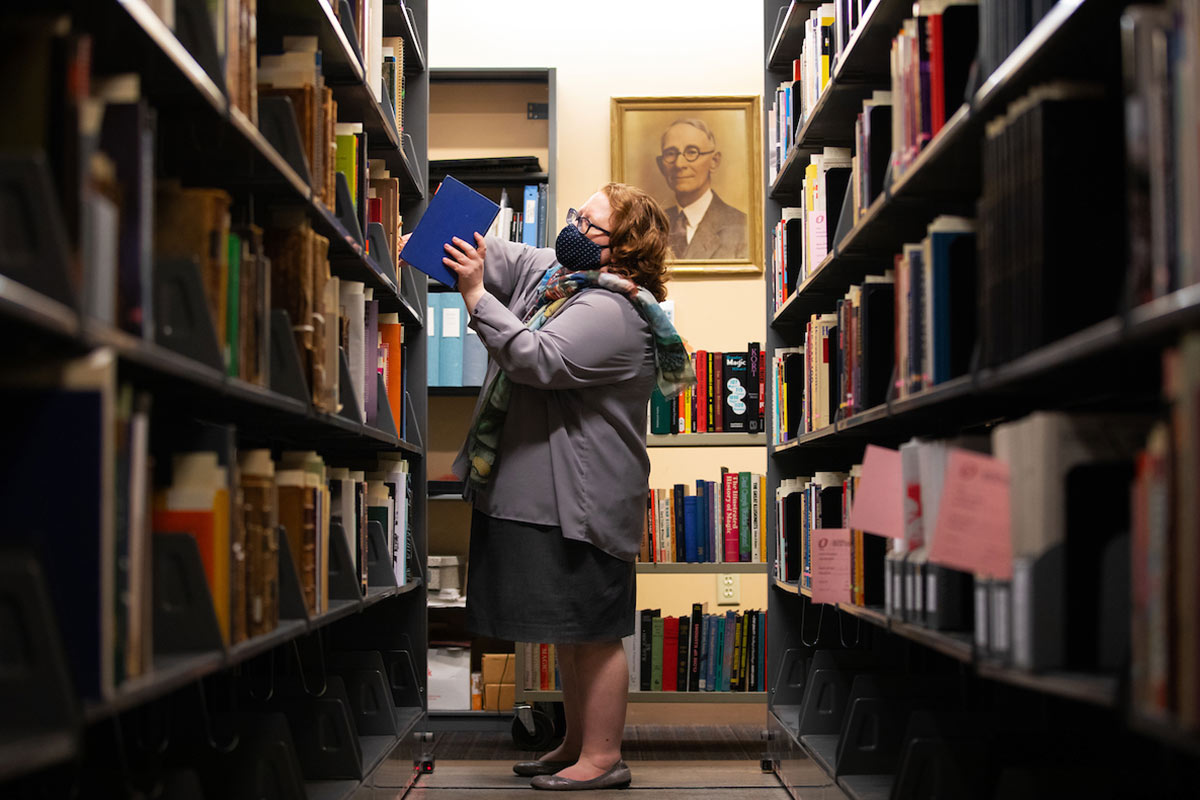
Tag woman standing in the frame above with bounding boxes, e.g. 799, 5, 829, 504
433, 182, 692, 791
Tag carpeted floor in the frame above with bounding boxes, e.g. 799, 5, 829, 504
431, 724, 765, 762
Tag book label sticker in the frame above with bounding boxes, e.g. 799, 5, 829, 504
442, 306, 461, 338
846, 444, 904, 538
811, 528, 852, 605
928, 449, 1013, 580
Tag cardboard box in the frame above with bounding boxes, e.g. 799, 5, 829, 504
427, 647, 470, 710
482, 652, 516, 685
427, 555, 461, 591
484, 682, 515, 712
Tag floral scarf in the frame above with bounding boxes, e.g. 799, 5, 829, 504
465, 265, 695, 490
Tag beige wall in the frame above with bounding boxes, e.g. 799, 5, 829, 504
429, 1, 768, 616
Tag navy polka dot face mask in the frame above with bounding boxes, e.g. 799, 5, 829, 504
554, 223, 606, 270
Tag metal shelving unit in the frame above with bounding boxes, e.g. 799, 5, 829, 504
761, 1, 1196, 796
0, 0, 432, 794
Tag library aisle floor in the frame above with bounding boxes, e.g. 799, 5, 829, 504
392, 761, 798, 799
381, 704, 814, 798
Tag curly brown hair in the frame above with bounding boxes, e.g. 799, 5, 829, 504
601, 182, 672, 302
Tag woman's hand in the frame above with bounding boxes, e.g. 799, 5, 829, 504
397, 232, 412, 264
443, 233, 487, 313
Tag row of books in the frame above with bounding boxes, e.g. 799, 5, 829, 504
776, 471, 847, 588
0, 21, 411, 427
1126, 4, 1200, 304
772, 275, 892, 443
426, 292, 487, 388
787, 409, 1156, 682
648, 346, 766, 434
977, 81, 1123, 368
771, 213, 981, 441
263, 34, 405, 281
142, 0, 258, 125
767, 4, 836, 184
519, 606, 768, 694
485, 184, 551, 249
770, 148, 852, 310
2, 350, 415, 701
1134, 333, 1200, 728
629, 607, 766, 693
641, 472, 769, 565
888, 1, 979, 180
518, 642, 563, 692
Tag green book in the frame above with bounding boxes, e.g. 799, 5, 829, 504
336, 133, 358, 209
225, 232, 241, 377
651, 616, 665, 691
649, 386, 671, 434
738, 471, 752, 561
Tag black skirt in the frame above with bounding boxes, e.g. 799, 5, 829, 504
465, 511, 636, 643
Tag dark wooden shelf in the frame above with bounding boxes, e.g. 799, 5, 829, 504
765, 0, 831, 70
382, 0, 427, 72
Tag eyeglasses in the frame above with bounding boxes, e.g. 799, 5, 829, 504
659, 146, 716, 165
566, 208, 611, 237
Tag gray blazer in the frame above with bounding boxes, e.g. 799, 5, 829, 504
452, 237, 657, 561
667, 191, 748, 259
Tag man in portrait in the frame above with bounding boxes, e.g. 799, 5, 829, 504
656, 118, 748, 260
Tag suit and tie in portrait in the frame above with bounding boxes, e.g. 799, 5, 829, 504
611, 96, 762, 274
657, 118, 749, 261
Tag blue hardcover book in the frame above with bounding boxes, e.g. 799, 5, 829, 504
537, 183, 549, 247
927, 218, 976, 385
462, 322, 488, 387
438, 293, 465, 387
723, 610, 738, 691
683, 495, 698, 563
400, 175, 500, 287
673, 484, 686, 562
522, 185, 540, 246
707, 480, 719, 563
426, 292, 441, 386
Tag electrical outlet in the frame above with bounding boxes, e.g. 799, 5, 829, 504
717, 573, 740, 606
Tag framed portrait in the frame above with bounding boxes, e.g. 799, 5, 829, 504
611, 95, 762, 275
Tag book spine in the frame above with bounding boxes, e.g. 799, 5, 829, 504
739, 472, 752, 562
723, 472, 738, 562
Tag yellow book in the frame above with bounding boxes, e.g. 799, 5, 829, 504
335, 131, 358, 209
820, 12, 835, 90
804, 163, 819, 273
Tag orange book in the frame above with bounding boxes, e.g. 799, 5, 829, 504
378, 315, 404, 431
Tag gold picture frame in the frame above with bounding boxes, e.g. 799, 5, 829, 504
611, 95, 763, 276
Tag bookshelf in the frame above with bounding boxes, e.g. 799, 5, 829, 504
763, 1, 1200, 798
0, 0, 432, 795
421, 67, 557, 724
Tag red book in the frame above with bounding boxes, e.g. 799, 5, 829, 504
713, 352, 724, 432
792, 58, 802, 82
723, 472, 740, 562
540, 643, 550, 690
663, 616, 679, 691
929, 12, 946, 135
695, 351, 707, 433
368, 196, 383, 224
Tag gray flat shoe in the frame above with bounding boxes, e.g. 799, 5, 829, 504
513, 760, 575, 777
530, 761, 631, 791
